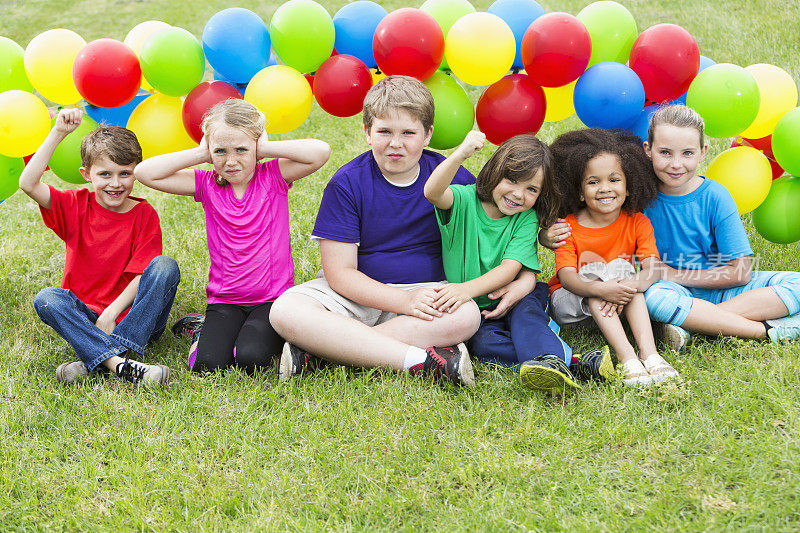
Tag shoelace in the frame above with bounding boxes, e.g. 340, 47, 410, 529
117, 357, 146, 383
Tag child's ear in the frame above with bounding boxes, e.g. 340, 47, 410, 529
79, 167, 91, 183
363, 124, 372, 146
643, 141, 652, 160
423, 125, 434, 147
699, 143, 709, 161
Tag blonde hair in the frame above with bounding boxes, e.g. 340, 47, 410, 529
648, 105, 705, 147
201, 98, 266, 186
362, 75, 434, 131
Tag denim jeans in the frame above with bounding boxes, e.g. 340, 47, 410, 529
34, 256, 180, 371
469, 281, 573, 368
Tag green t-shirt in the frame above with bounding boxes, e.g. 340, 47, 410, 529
435, 183, 540, 308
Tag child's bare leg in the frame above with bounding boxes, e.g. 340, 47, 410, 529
716, 287, 789, 321
623, 293, 658, 356
681, 299, 767, 339
588, 297, 637, 363
373, 301, 480, 348
101, 355, 126, 371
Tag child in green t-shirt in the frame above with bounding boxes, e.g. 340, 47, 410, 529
424, 131, 609, 394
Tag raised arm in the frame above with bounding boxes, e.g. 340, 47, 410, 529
256, 132, 331, 184
424, 130, 485, 210
133, 139, 211, 196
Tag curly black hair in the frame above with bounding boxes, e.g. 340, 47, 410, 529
549, 128, 659, 217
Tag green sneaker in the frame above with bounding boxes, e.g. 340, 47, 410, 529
520, 355, 581, 394
571, 345, 614, 382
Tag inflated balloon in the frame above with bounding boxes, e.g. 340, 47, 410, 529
0, 90, 51, 157
671, 55, 716, 106
371, 68, 386, 85
0, 37, 33, 92
421, 0, 476, 71
705, 146, 771, 214
140, 27, 205, 97
573, 62, 644, 129
73, 39, 141, 108
203, 8, 271, 84
424, 72, 474, 149
629, 24, 699, 104
303, 73, 315, 90
124, 20, 170, 92
182, 81, 244, 143
521, 12, 592, 88
771, 107, 800, 177
739, 64, 798, 139
85, 89, 150, 127
374, 8, 444, 80
24, 29, 86, 104
488, 0, 545, 70
127, 93, 197, 159
333, 1, 388, 68
49, 114, 99, 184
476, 73, 546, 145
0, 154, 24, 201
686, 63, 759, 138
270, 0, 335, 74
732, 136, 784, 180
753, 176, 800, 244
245, 65, 313, 134
577, 1, 637, 66
213, 70, 248, 95
446, 12, 515, 86
628, 104, 664, 142
313, 55, 372, 117
543, 82, 576, 122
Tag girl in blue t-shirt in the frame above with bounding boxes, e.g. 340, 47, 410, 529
424, 130, 603, 394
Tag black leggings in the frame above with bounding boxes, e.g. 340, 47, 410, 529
193, 302, 284, 374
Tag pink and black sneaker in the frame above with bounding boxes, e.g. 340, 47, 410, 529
411, 343, 475, 388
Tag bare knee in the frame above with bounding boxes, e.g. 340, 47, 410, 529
444, 300, 481, 343
269, 293, 325, 341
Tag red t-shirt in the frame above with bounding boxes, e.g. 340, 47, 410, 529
40, 186, 163, 319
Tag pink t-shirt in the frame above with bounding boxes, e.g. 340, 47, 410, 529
194, 159, 294, 305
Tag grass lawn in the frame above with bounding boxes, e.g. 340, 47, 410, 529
2, 0, 800, 530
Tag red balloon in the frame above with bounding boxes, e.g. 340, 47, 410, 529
521, 12, 591, 88
629, 23, 700, 104
732, 135, 785, 180
181, 81, 243, 143
314, 55, 373, 118
373, 8, 444, 81
304, 73, 315, 91
23, 153, 49, 171
476, 74, 546, 145
73, 39, 142, 108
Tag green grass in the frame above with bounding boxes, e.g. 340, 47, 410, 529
2, 0, 800, 530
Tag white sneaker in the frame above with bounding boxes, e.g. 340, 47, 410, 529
621, 359, 653, 387
115, 358, 169, 386
642, 353, 679, 382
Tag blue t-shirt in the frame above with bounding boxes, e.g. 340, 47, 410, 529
312, 149, 476, 284
644, 177, 753, 270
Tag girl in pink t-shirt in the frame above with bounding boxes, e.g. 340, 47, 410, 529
135, 99, 330, 373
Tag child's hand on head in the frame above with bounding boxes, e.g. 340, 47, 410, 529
455, 130, 486, 160
432, 283, 472, 313
54, 108, 82, 135
256, 130, 270, 159
405, 287, 442, 321
197, 136, 212, 164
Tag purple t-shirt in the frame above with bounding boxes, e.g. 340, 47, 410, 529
195, 159, 294, 304
312, 149, 475, 284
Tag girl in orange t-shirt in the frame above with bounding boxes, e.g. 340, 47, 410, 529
548, 128, 676, 386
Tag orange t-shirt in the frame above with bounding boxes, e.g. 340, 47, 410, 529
547, 211, 659, 293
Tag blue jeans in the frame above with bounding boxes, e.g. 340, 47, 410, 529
469, 282, 573, 368
33, 256, 180, 371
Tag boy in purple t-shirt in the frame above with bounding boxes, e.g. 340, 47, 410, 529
270, 76, 539, 387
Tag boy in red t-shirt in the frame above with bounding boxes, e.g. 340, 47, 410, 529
19, 108, 179, 386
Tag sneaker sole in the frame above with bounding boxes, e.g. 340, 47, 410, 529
456, 350, 475, 388
663, 324, 687, 351
279, 343, 294, 382
520, 365, 581, 393
598, 346, 616, 381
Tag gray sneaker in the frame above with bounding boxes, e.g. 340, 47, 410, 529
55, 361, 90, 384
115, 358, 169, 386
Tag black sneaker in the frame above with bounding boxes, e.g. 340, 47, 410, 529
421, 343, 475, 387
171, 313, 204, 341
279, 342, 323, 381
115, 357, 169, 386
519, 355, 581, 394
570, 345, 615, 382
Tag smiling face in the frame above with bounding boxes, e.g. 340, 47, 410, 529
80, 155, 137, 213
364, 109, 433, 184
483, 168, 544, 219
644, 124, 708, 196
580, 152, 628, 218
208, 124, 258, 187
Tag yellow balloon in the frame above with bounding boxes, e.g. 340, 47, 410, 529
445, 12, 515, 87
370, 68, 386, 85
127, 93, 196, 159
706, 146, 772, 214
124, 20, 171, 92
24, 29, 85, 105
0, 90, 51, 157
740, 64, 798, 139
544, 82, 576, 122
244, 65, 312, 134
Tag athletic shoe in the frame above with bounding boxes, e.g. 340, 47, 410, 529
279, 342, 323, 381
766, 313, 800, 343
642, 353, 679, 382
55, 361, 90, 384
171, 313, 204, 341
660, 323, 690, 351
422, 343, 475, 387
620, 359, 652, 387
570, 345, 615, 382
115, 357, 169, 386
519, 355, 581, 394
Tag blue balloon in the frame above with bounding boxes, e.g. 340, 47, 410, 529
333, 1, 387, 68
84, 89, 149, 127
628, 104, 665, 142
212, 71, 248, 96
574, 62, 645, 129
672, 55, 715, 105
203, 8, 271, 83
488, 0, 546, 69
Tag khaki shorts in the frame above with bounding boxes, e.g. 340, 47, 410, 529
282, 272, 446, 327
550, 258, 636, 326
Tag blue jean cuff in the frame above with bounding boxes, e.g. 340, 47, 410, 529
111, 334, 145, 355
86, 346, 128, 372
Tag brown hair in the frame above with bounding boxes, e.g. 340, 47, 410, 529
80, 125, 142, 169
201, 98, 266, 186
647, 104, 705, 147
476, 134, 560, 227
362, 75, 434, 132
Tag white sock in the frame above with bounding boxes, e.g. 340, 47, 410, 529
403, 346, 428, 371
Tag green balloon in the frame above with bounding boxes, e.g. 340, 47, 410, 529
49, 115, 100, 184
140, 27, 205, 97
0, 36, 33, 93
577, 1, 638, 66
753, 175, 800, 244
270, 0, 335, 74
425, 72, 475, 150
771, 107, 800, 177
686, 63, 760, 138
420, 0, 476, 71
0, 153, 24, 201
